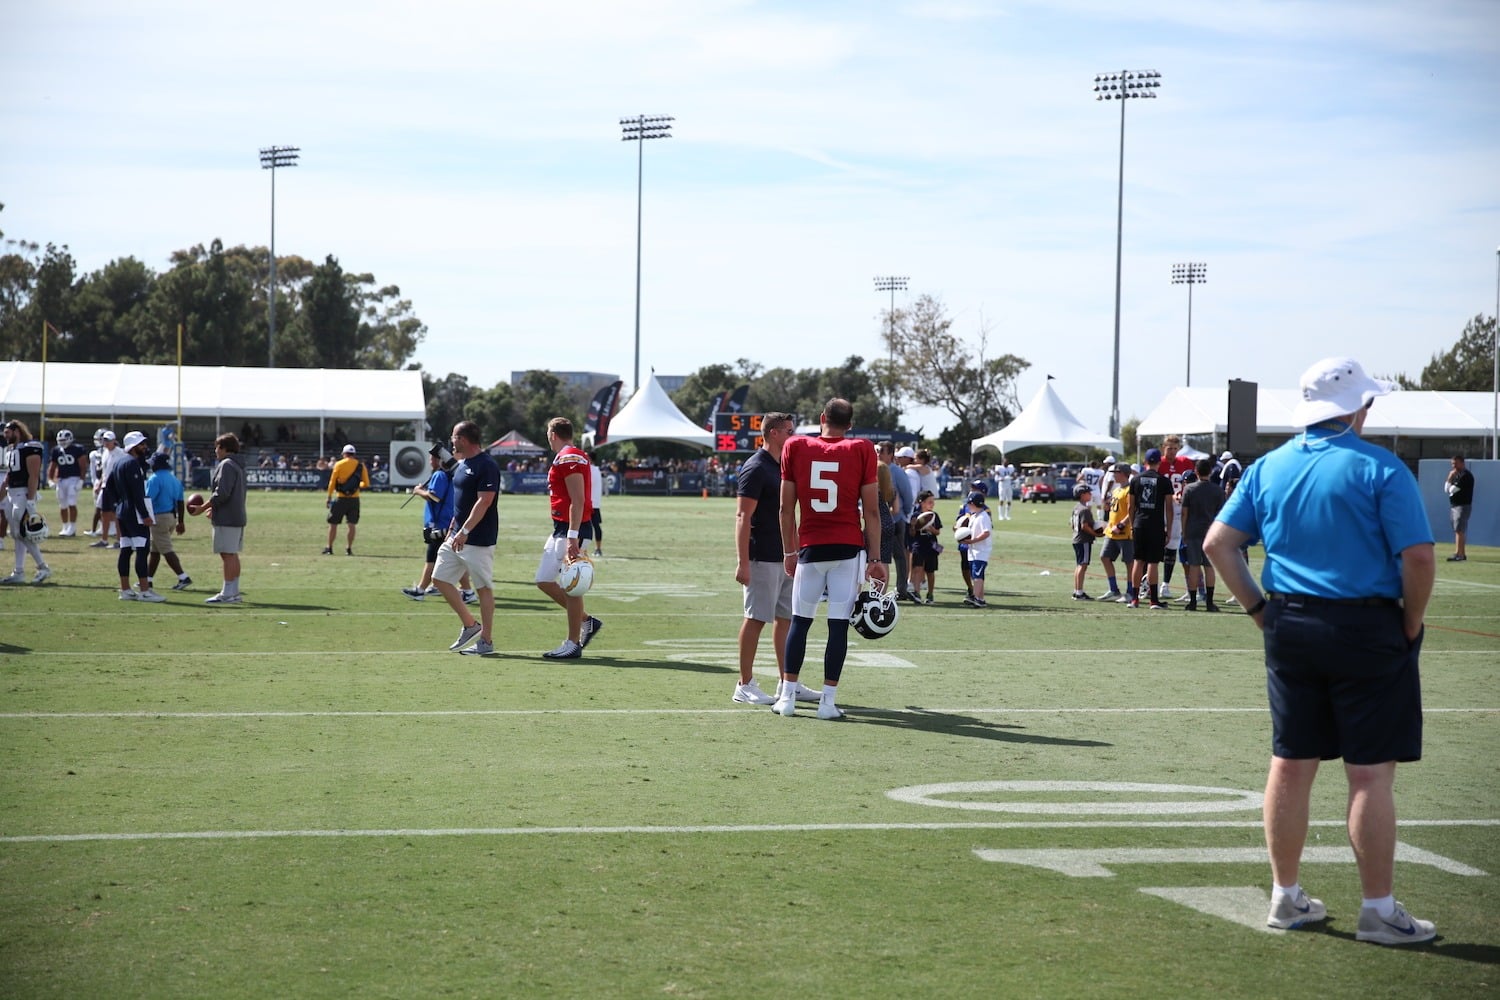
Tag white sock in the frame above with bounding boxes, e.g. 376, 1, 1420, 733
820, 687, 837, 708
225, 579, 240, 597
179, 573, 189, 581
1362, 895, 1395, 917
1271, 882, 1300, 900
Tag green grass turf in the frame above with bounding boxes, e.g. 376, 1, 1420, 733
1, 491, 1496, 998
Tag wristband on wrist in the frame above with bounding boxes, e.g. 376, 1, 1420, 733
1246, 597, 1267, 616
783, 551, 797, 558
567, 529, 579, 539
458, 526, 470, 536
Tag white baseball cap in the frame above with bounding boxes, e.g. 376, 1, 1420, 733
342, 444, 357, 455
1290, 356, 1394, 427
122, 430, 149, 451
102, 430, 117, 442
894, 446, 917, 459
1220, 451, 1234, 461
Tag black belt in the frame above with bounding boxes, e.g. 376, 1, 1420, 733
1265, 592, 1400, 609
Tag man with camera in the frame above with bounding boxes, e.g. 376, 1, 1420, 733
323, 443, 369, 555
404, 442, 476, 604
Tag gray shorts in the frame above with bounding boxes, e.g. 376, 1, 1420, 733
1450, 504, 1471, 535
743, 559, 793, 623
212, 525, 244, 554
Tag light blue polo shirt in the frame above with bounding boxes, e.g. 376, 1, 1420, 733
145, 467, 185, 515
1217, 425, 1432, 599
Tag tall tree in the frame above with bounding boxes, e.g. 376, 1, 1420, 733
672, 359, 762, 428
463, 381, 519, 443
881, 294, 1029, 435
423, 371, 475, 440
1419, 314, 1497, 390
298, 255, 362, 369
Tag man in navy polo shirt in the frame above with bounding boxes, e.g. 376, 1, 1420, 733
434, 421, 500, 656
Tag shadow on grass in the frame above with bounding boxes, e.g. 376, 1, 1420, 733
844, 706, 1112, 747
1300, 924, 1496, 963
0, 642, 30, 653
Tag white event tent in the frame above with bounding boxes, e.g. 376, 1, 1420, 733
595, 374, 713, 449
1137, 386, 1496, 440
0, 361, 426, 423
970, 380, 1123, 456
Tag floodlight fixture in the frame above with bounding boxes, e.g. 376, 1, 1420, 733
1171, 262, 1207, 386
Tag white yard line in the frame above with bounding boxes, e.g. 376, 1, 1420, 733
3, 817, 1495, 845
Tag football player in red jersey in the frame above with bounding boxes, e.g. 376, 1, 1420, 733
775, 398, 885, 719
537, 417, 599, 659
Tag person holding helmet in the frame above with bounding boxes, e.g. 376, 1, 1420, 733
48, 429, 89, 537
100, 430, 163, 601
1, 419, 52, 584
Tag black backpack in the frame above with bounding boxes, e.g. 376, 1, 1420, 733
335, 461, 364, 496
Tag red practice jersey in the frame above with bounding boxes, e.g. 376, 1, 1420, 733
781, 434, 877, 548
548, 445, 593, 523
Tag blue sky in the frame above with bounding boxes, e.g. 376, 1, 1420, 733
3, 0, 1497, 436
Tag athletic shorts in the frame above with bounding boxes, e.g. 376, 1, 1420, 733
1180, 538, 1209, 567
581, 509, 602, 541
910, 545, 939, 572
1132, 526, 1166, 564
118, 531, 150, 549
1073, 541, 1093, 566
1264, 599, 1422, 765
1450, 504, 1470, 535
55, 478, 83, 508
327, 497, 360, 525
1101, 537, 1134, 564
969, 559, 988, 580
791, 553, 864, 620
744, 559, 793, 623
150, 514, 178, 554
534, 534, 573, 587
435, 537, 494, 591
212, 525, 243, 554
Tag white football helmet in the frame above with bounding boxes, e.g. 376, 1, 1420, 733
94, 428, 107, 446
57, 429, 74, 447
850, 578, 899, 641
21, 511, 49, 541
556, 553, 595, 597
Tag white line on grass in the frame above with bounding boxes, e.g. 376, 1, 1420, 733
6, 647, 1498, 658
3, 817, 1495, 845
2, 707, 1493, 720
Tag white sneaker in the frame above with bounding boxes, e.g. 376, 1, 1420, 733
1266, 888, 1327, 929
1, 570, 27, 584
794, 682, 822, 703
1356, 902, 1435, 945
32, 566, 51, 584
733, 679, 775, 705
771, 694, 796, 717
204, 593, 243, 604
461, 589, 478, 605
119, 588, 139, 601
138, 589, 167, 603
1159, 585, 1172, 600
816, 702, 846, 720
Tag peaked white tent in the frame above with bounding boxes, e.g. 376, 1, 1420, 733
970, 380, 1123, 456
598, 374, 713, 449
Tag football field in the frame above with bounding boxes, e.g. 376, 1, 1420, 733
2, 492, 1496, 998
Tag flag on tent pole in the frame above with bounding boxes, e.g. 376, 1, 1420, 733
584, 380, 625, 445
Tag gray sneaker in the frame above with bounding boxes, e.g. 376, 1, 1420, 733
461, 589, 478, 605
1266, 888, 1327, 929
458, 638, 495, 656
171, 576, 193, 590
402, 586, 425, 600
204, 593, 242, 604
1356, 903, 1435, 945
137, 589, 167, 604
449, 622, 482, 651
542, 639, 582, 660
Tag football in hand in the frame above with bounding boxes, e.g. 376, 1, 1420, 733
186, 493, 206, 515
914, 510, 938, 533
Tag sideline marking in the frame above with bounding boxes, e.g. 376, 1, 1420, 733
3, 819, 1495, 845
888, 781, 1263, 815
1139, 887, 1279, 933
2, 707, 1493, 720
973, 844, 1487, 878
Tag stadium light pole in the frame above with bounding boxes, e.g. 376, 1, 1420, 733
1094, 70, 1161, 438
259, 145, 299, 369
1171, 262, 1207, 387
620, 115, 673, 394
874, 276, 909, 417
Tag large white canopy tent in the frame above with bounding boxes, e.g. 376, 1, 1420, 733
970, 380, 1123, 456
0, 361, 426, 426
1137, 386, 1496, 441
593, 374, 713, 449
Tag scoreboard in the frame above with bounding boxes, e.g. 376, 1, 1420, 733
714, 412, 767, 453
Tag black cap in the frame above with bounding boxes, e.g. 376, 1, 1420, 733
150, 452, 172, 471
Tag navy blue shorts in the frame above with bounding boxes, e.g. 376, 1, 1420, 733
1263, 599, 1423, 765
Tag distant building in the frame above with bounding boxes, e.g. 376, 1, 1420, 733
655, 374, 687, 394
510, 371, 621, 395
